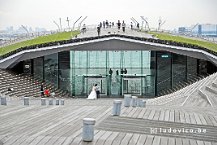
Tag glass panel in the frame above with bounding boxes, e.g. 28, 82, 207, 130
33, 57, 43, 80
172, 54, 187, 86
187, 57, 197, 80
44, 53, 58, 87
156, 52, 172, 95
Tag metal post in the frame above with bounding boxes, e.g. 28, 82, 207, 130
131, 96, 137, 107
56, 99, 59, 105
24, 97, 29, 106
139, 99, 146, 107
82, 118, 96, 142
124, 94, 131, 107
49, 99, 53, 105
112, 100, 122, 116
1, 97, 7, 105
41, 98, 46, 105
60, 99, 64, 105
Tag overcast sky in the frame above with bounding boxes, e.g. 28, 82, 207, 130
0, 0, 216, 30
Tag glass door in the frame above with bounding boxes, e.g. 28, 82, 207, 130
122, 77, 142, 95
84, 76, 107, 96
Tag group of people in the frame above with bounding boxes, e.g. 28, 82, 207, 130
87, 84, 100, 100
97, 20, 140, 36
109, 68, 128, 75
40, 82, 55, 97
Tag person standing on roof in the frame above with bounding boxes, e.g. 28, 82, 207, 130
97, 25, 101, 36
122, 21, 126, 32
117, 20, 121, 30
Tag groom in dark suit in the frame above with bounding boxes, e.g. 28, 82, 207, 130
95, 84, 100, 98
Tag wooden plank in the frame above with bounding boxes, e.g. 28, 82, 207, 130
164, 109, 170, 121
179, 110, 186, 123
144, 135, 154, 145
208, 115, 217, 126
182, 138, 190, 145
159, 110, 165, 121
88, 130, 107, 145
53, 137, 68, 145
95, 131, 112, 145
204, 141, 212, 145
189, 139, 198, 145
175, 138, 183, 145
104, 132, 119, 145
153, 109, 161, 121
132, 108, 143, 118
136, 134, 147, 145
61, 137, 74, 145
128, 134, 140, 145
198, 114, 208, 125
197, 140, 205, 145
137, 108, 148, 119
183, 111, 191, 124
203, 115, 214, 126
152, 136, 161, 145
121, 107, 133, 117
128, 108, 139, 118
119, 133, 133, 145
147, 109, 156, 120
174, 110, 180, 123
193, 113, 203, 125
169, 109, 175, 122
111, 132, 126, 145
168, 138, 175, 145
160, 137, 168, 145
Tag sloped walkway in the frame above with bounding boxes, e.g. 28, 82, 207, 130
78, 27, 154, 39
0, 98, 217, 145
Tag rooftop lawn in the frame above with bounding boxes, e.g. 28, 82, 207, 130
149, 32, 217, 52
0, 31, 80, 56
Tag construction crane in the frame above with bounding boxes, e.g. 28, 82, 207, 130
53, 21, 60, 31
78, 16, 88, 30
158, 17, 166, 31
21, 25, 30, 37
140, 16, 150, 31
131, 17, 138, 26
190, 23, 199, 34
73, 16, 82, 30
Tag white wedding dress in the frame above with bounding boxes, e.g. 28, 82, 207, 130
87, 86, 97, 99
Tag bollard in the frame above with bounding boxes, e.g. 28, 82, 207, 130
41, 98, 46, 105
131, 96, 138, 107
56, 99, 59, 105
60, 99, 64, 105
24, 97, 29, 106
1, 97, 7, 105
49, 99, 53, 105
82, 118, 96, 142
139, 99, 146, 107
124, 94, 131, 107
112, 100, 122, 116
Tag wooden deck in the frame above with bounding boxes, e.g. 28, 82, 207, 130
0, 98, 217, 145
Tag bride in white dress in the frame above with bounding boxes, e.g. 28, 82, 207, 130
87, 84, 97, 99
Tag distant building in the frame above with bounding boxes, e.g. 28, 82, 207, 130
193, 24, 217, 36
178, 24, 217, 37
178, 27, 186, 33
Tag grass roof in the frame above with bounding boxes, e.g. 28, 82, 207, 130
0, 31, 79, 56
149, 32, 217, 52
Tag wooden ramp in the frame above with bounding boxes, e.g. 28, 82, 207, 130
0, 98, 217, 145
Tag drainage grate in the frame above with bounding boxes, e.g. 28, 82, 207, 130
96, 116, 217, 142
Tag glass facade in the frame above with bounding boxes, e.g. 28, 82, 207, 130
70, 51, 153, 97
30, 50, 216, 98
44, 53, 58, 87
